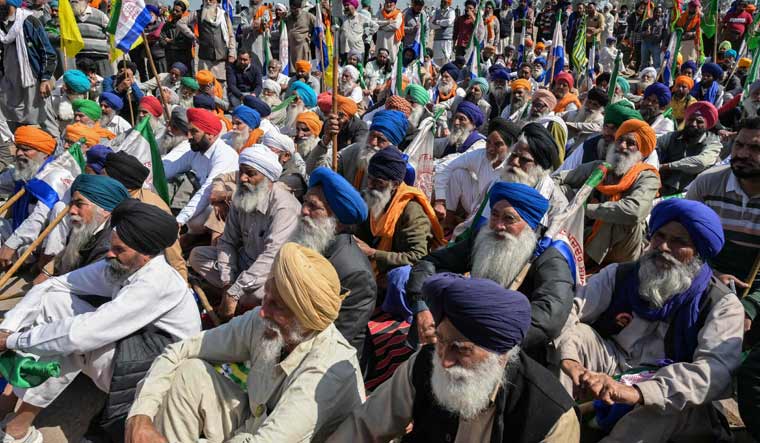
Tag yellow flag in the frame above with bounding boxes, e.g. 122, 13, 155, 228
324, 25, 334, 88
58, 0, 84, 57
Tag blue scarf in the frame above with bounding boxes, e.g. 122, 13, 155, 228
458, 131, 487, 153
594, 262, 713, 363
691, 80, 719, 106
11, 157, 54, 230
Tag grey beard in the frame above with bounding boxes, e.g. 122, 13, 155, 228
13, 156, 45, 182
448, 126, 470, 148
510, 96, 527, 109
232, 180, 270, 214
289, 215, 337, 255
409, 105, 426, 127
296, 135, 319, 158
500, 165, 547, 188
58, 214, 103, 274
99, 112, 115, 127
231, 128, 250, 152
71, 0, 87, 16
606, 148, 642, 176
492, 88, 507, 103
259, 317, 310, 365
262, 95, 282, 109
363, 186, 393, 219
105, 257, 137, 285
283, 103, 306, 134
339, 81, 355, 96
160, 134, 188, 154
437, 81, 454, 96
638, 250, 704, 308
201, 5, 218, 22
357, 145, 379, 174
471, 226, 536, 288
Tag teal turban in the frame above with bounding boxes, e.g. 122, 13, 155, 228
616, 76, 630, 94
63, 70, 91, 94
469, 77, 490, 96
71, 174, 130, 212
290, 81, 317, 108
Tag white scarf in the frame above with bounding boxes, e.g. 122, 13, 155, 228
203, 5, 230, 46
0, 8, 34, 88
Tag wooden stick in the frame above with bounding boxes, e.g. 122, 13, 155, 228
123, 54, 136, 127
141, 32, 172, 126
331, 24, 340, 171
0, 189, 25, 218
742, 251, 760, 298
0, 206, 69, 299
191, 283, 221, 326
60, 39, 68, 72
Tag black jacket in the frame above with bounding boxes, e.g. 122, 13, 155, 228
406, 231, 575, 350
226, 61, 263, 100
739, 320, 760, 441
326, 233, 377, 360
337, 116, 369, 151
78, 225, 112, 270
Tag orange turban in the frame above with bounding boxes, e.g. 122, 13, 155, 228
536, 42, 545, 51
195, 70, 215, 86
14, 126, 55, 155
739, 57, 752, 69
296, 111, 323, 135
65, 123, 101, 147
385, 95, 412, 116
673, 75, 694, 90
615, 119, 656, 157
336, 95, 358, 117
511, 78, 532, 92
295, 60, 311, 73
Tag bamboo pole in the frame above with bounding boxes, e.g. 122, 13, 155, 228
0, 189, 26, 218
141, 32, 172, 126
0, 206, 69, 300
742, 251, 760, 298
192, 283, 221, 326
331, 24, 340, 171
123, 54, 136, 127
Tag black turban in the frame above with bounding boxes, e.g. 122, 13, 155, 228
487, 118, 521, 145
586, 87, 609, 107
105, 151, 150, 190
368, 147, 407, 182
111, 199, 178, 256
520, 123, 560, 170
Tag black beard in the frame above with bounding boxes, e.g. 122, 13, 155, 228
681, 126, 706, 140
731, 157, 760, 179
189, 137, 212, 152
0, 5, 10, 21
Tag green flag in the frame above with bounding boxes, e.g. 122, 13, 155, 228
0, 351, 60, 389
571, 18, 588, 72
701, 0, 719, 38
608, 51, 621, 101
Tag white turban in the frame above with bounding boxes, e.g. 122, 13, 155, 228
342, 65, 359, 82
262, 79, 282, 96
274, 2, 287, 12
639, 67, 657, 80
239, 144, 283, 182
261, 131, 295, 155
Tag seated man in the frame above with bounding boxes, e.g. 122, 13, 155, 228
225, 104, 263, 152
408, 182, 574, 355
327, 274, 580, 442
55, 174, 130, 275
98, 92, 132, 136
657, 101, 722, 196
552, 71, 581, 113
554, 120, 660, 267
554, 199, 742, 442
138, 96, 167, 141
163, 108, 239, 234
290, 167, 376, 359
126, 243, 365, 442
64, 123, 102, 150
690, 62, 724, 107
435, 101, 485, 158
103, 151, 188, 280
287, 60, 322, 95
355, 148, 444, 277
326, 94, 368, 149
189, 145, 300, 320
640, 82, 675, 137
71, 100, 116, 143
563, 87, 607, 153
0, 199, 201, 442
499, 78, 532, 122
260, 131, 307, 197
226, 50, 263, 108
295, 111, 324, 172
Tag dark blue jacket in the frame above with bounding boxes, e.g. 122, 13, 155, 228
225, 61, 262, 99
1, 14, 57, 81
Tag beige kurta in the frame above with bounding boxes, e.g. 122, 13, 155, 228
375, 9, 403, 63
286, 11, 316, 67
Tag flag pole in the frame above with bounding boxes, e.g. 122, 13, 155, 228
331, 23, 340, 171
317, 2, 326, 93
0, 190, 25, 217
123, 54, 135, 126
60, 40, 68, 72
142, 32, 172, 126
713, 8, 720, 61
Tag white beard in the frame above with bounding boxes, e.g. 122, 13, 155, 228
437, 80, 454, 96
232, 181, 270, 214
339, 80, 355, 96
606, 148, 642, 176
500, 165, 547, 188
447, 126, 470, 148
262, 94, 282, 109
638, 250, 703, 308
431, 347, 516, 420
510, 95, 527, 110
99, 112, 115, 127
363, 186, 394, 219
471, 226, 536, 288
296, 135, 319, 158
58, 214, 103, 274
12, 156, 46, 182
284, 102, 306, 134
231, 128, 250, 152
161, 133, 188, 153
201, 5, 219, 22
409, 105, 426, 127
71, 0, 87, 16
290, 215, 337, 255
357, 144, 379, 175
58, 100, 75, 122
259, 317, 309, 366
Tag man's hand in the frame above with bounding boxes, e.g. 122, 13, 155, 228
0, 246, 15, 270
352, 235, 376, 258
217, 292, 239, 322
0, 331, 10, 353
125, 415, 169, 443
433, 200, 447, 221
322, 112, 341, 145
39, 81, 52, 98
716, 272, 749, 290
580, 371, 643, 406
415, 310, 437, 345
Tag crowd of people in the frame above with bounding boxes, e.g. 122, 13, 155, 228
0, 0, 759, 440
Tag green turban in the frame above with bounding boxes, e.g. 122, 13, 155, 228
72, 99, 102, 121
469, 77, 490, 96
404, 84, 430, 106
616, 76, 630, 94
181, 76, 200, 91
604, 102, 643, 126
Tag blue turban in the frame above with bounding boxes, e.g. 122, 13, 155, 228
146, 4, 160, 15
309, 167, 368, 224
455, 101, 485, 127
424, 273, 532, 353
533, 56, 547, 67
170, 62, 189, 76
243, 95, 272, 117
6, 0, 20, 7
681, 60, 698, 74
370, 110, 409, 146
643, 82, 672, 107
71, 174, 130, 212
489, 181, 549, 230
99, 92, 124, 111
49, 0, 58, 7
490, 65, 511, 81
85, 145, 113, 175
368, 147, 407, 182
725, 49, 737, 59
290, 81, 317, 108
701, 62, 724, 79
649, 199, 724, 259
192, 93, 216, 110
232, 105, 261, 129
440, 63, 461, 81
63, 70, 91, 94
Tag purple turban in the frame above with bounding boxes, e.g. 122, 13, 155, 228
649, 199, 724, 259
681, 60, 698, 74
489, 181, 549, 230
644, 82, 672, 107
192, 93, 216, 110
370, 110, 409, 146
455, 101, 485, 127
424, 273, 532, 353
368, 147, 407, 182
490, 65, 511, 81
701, 62, 724, 79
440, 62, 461, 81
170, 62, 189, 76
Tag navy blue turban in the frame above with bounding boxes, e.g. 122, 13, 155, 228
85, 145, 113, 175
424, 273, 532, 353
489, 181, 549, 230
146, 4, 160, 16
243, 95, 272, 117
192, 93, 216, 110
309, 167, 368, 224
489, 65, 511, 81
681, 60, 698, 74
71, 174, 130, 212
649, 199, 725, 259
111, 199, 178, 255
370, 110, 409, 146
455, 101, 484, 127
701, 62, 724, 79
170, 62, 188, 76
368, 147, 407, 182
440, 62, 461, 81
99, 92, 124, 111
232, 105, 262, 129
644, 82, 672, 107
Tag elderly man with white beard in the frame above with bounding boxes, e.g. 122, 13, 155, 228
434, 101, 486, 159
261, 131, 308, 198
327, 274, 580, 443
224, 105, 263, 152
498, 78, 532, 122
126, 243, 365, 443
189, 145, 300, 321
290, 167, 376, 360
338, 65, 363, 104
640, 83, 675, 137
265, 59, 290, 92
563, 87, 607, 153
433, 63, 465, 110
449, 78, 491, 129
553, 199, 743, 443
0, 199, 200, 443
279, 80, 318, 136
487, 66, 511, 119
555, 119, 661, 268
295, 111, 324, 173
98, 92, 132, 136
138, 96, 167, 141
408, 181, 575, 356
53, 70, 90, 134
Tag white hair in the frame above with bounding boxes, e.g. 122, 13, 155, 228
290, 214, 338, 255
471, 226, 537, 288
232, 180, 270, 214
638, 250, 704, 308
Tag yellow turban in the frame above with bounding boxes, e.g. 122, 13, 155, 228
615, 119, 656, 157
511, 78, 531, 92
739, 57, 752, 69
295, 60, 311, 73
65, 123, 100, 147
271, 243, 344, 331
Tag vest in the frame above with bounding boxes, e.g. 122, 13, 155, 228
403, 345, 575, 443
581, 135, 604, 164
433, 8, 454, 41
197, 14, 227, 62
658, 131, 708, 195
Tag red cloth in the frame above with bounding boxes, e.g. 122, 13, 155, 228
454, 15, 475, 47
140, 96, 163, 117
187, 108, 222, 136
723, 10, 753, 36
